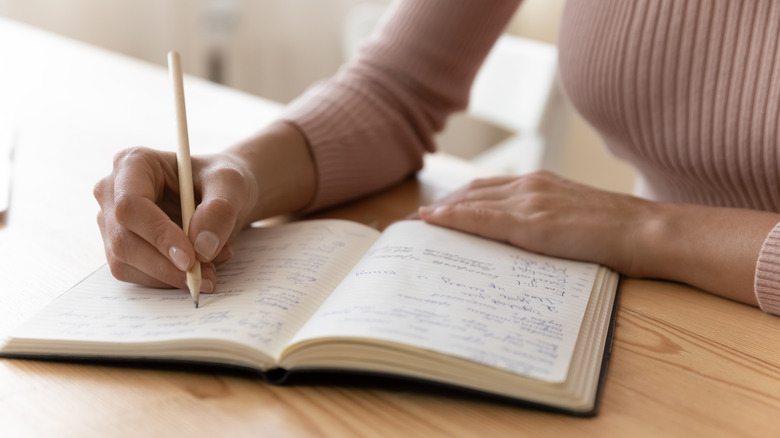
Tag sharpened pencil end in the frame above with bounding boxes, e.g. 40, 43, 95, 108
186, 262, 202, 309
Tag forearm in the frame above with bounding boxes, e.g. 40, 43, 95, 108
417, 172, 780, 310
634, 202, 780, 306
281, 0, 521, 211
225, 121, 316, 225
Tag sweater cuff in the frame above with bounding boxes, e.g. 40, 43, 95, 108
754, 221, 780, 315
280, 79, 428, 213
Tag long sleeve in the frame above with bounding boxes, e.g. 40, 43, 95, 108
558, 0, 780, 315
756, 224, 780, 314
282, 0, 521, 211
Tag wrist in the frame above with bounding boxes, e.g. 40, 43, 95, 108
627, 200, 683, 280
629, 200, 778, 305
226, 121, 316, 225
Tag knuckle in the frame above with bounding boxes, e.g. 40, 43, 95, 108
516, 170, 555, 190
93, 177, 109, 202
467, 176, 504, 191
527, 208, 554, 226
148, 218, 177, 251
204, 195, 239, 223
210, 165, 253, 205
112, 146, 150, 169
106, 228, 130, 263
522, 192, 549, 211
469, 205, 496, 223
113, 194, 136, 226
213, 165, 245, 186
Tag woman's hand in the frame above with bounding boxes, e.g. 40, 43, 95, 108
418, 171, 650, 276
94, 148, 257, 292
93, 122, 316, 291
418, 170, 780, 306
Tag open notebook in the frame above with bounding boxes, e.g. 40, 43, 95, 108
0, 219, 620, 416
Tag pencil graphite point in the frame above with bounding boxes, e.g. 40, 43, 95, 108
189, 275, 200, 308
188, 277, 201, 309
186, 263, 202, 309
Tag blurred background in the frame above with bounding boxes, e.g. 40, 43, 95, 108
0, 0, 635, 193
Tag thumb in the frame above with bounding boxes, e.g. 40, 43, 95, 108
188, 164, 254, 263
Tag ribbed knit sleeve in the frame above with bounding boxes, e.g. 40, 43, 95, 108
282, 0, 521, 211
756, 223, 780, 315
558, 1, 780, 316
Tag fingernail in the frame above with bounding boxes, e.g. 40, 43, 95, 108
419, 205, 443, 216
168, 246, 191, 271
201, 279, 215, 293
194, 231, 220, 260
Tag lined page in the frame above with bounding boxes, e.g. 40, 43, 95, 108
8, 220, 379, 361
288, 221, 600, 382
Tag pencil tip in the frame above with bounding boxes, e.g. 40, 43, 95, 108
194, 300, 199, 309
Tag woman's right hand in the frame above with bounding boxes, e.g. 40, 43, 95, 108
93, 122, 316, 292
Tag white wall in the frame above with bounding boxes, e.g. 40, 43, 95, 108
0, 0, 635, 193
1, 0, 375, 102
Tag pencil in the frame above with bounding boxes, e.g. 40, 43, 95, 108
167, 50, 202, 308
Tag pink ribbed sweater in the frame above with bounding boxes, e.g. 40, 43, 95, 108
282, 0, 780, 315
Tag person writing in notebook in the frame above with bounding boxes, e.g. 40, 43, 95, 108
94, 1, 780, 315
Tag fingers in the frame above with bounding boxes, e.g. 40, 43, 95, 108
95, 147, 217, 291
189, 161, 254, 263
417, 172, 568, 250
102, 224, 186, 289
419, 200, 531, 246
111, 148, 199, 267
421, 172, 565, 213
417, 171, 649, 273
98, 203, 219, 291
463, 175, 521, 190
102, 237, 218, 292
425, 174, 536, 210
115, 194, 195, 268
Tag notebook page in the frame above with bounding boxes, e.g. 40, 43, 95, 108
288, 221, 600, 382
7, 220, 379, 361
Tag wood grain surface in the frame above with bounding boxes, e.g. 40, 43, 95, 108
1, 17, 778, 438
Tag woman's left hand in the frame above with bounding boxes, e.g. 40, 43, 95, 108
417, 171, 653, 277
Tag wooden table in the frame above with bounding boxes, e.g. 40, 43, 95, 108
1, 17, 779, 438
